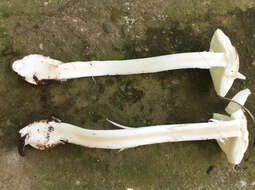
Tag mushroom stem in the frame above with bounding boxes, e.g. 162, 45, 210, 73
56, 52, 226, 79
20, 119, 243, 150
12, 29, 245, 96
19, 89, 250, 164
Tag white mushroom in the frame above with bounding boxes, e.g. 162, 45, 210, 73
19, 89, 250, 165
12, 29, 245, 96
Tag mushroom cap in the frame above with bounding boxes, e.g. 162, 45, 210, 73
209, 29, 245, 97
11, 54, 61, 85
214, 89, 250, 165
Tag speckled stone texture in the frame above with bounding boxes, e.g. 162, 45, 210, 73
0, 0, 255, 189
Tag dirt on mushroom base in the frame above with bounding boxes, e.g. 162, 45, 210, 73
0, 0, 255, 190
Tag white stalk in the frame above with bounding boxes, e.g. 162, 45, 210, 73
20, 119, 243, 150
12, 29, 245, 96
56, 52, 226, 79
19, 89, 250, 165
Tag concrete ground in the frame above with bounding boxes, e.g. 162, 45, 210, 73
0, 0, 255, 189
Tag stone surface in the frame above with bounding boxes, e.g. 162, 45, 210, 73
0, 0, 255, 189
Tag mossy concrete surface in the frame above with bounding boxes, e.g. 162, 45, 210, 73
0, 0, 255, 189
